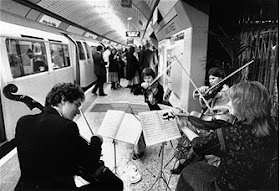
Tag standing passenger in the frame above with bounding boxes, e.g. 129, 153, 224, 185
102, 46, 111, 67
125, 46, 140, 93
108, 48, 119, 90
139, 42, 157, 74
116, 49, 125, 88
92, 45, 107, 96
15, 83, 123, 191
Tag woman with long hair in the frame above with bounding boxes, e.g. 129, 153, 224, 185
175, 81, 278, 191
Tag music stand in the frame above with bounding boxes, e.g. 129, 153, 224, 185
148, 142, 171, 191
112, 139, 119, 175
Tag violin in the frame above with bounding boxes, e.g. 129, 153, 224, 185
173, 56, 254, 128
203, 83, 224, 100
203, 60, 255, 100
145, 81, 159, 105
171, 109, 235, 130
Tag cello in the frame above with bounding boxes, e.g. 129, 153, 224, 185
3, 83, 106, 183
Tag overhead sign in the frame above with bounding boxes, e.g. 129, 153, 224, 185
126, 31, 140, 37
39, 15, 61, 28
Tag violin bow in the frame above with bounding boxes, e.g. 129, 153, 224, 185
79, 108, 95, 135
173, 55, 212, 111
205, 60, 254, 94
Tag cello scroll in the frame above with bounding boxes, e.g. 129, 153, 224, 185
3, 83, 44, 111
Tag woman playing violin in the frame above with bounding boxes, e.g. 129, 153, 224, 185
193, 67, 229, 114
141, 67, 164, 111
172, 67, 230, 174
175, 81, 278, 191
132, 67, 164, 160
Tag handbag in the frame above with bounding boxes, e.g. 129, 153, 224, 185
120, 78, 129, 87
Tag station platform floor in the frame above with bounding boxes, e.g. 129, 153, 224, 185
76, 84, 180, 190
0, 83, 180, 191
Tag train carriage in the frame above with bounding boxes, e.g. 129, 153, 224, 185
0, 11, 100, 143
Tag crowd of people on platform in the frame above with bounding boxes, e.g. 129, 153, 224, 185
14, 39, 278, 190
91, 41, 159, 96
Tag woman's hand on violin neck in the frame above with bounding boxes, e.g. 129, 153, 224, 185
193, 86, 209, 99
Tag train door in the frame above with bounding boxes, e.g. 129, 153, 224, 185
76, 40, 95, 88
82, 41, 95, 88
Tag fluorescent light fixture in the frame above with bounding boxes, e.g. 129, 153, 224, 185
127, 17, 132, 21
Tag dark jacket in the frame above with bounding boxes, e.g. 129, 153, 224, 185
15, 107, 101, 190
109, 54, 119, 72
126, 51, 139, 80
92, 51, 106, 77
139, 49, 155, 71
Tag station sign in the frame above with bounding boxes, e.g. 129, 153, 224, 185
126, 31, 140, 37
39, 15, 61, 28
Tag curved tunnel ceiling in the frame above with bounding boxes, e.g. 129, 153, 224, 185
2, 0, 159, 46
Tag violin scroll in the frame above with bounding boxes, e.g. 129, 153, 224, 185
3, 84, 44, 111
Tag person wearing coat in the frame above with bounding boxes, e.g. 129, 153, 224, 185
92, 45, 107, 96
15, 83, 123, 190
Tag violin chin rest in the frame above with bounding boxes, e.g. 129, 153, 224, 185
188, 116, 230, 131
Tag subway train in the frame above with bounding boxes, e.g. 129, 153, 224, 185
0, 10, 103, 143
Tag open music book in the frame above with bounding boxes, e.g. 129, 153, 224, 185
97, 110, 142, 145
138, 109, 181, 146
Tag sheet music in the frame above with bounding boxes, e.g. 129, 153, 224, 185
139, 111, 165, 146
115, 113, 142, 145
139, 110, 181, 146
98, 110, 142, 145
97, 110, 124, 139
159, 111, 181, 142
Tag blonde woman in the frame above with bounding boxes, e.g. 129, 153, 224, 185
175, 81, 278, 191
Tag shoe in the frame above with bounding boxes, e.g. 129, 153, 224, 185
99, 93, 107, 96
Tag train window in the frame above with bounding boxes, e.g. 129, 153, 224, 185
76, 41, 85, 60
5, 39, 48, 78
83, 42, 90, 59
50, 43, 70, 69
